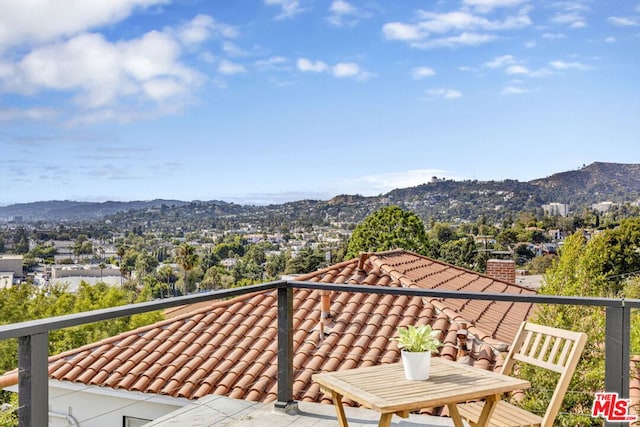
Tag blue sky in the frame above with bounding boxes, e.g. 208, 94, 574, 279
0, 0, 638, 206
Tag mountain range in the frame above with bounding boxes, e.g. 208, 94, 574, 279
1, 162, 639, 224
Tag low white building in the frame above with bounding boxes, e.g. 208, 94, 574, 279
592, 201, 615, 213
0, 254, 23, 284
0, 272, 14, 288
542, 202, 569, 217
4, 380, 187, 427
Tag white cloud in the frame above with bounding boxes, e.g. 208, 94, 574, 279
0, 0, 169, 52
549, 60, 590, 70
382, 22, 424, 41
297, 58, 329, 73
297, 58, 371, 80
328, 0, 367, 27
458, 65, 479, 72
482, 59, 553, 78
505, 64, 530, 74
607, 16, 640, 26
427, 88, 462, 99
255, 56, 289, 71
2, 31, 201, 107
264, 0, 305, 20
550, 1, 589, 12
221, 41, 249, 57
500, 85, 531, 94
218, 59, 247, 75
542, 32, 567, 39
330, 0, 356, 15
416, 10, 531, 33
383, 7, 530, 49
525, 41, 536, 48
175, 14, 238, 46
198, 52, 216, 64
0, 107, 57, 121
528, 68, 553, 78
332, 62, 360, 78
411, 66, 436, 79
463, 0, 527, 13
551, 12, 586, 28
605, 36, 616, 43
412, 32, 497, 49
0, 14, 223, 123
484, 54, 517, 68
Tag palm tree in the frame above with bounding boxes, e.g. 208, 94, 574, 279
158, 264, 175, 297
98, 262, 106, 282
175, 243, 198, 295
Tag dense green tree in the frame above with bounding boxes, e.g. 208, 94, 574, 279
119, 248, 138, 282
520, 220, 640, 425
285, 248, 326, 274
201, 266, 234, 290
437, 237, 477, 269
73, 234, 93, 259
28, 244, 57, 261
597, 217, 640, 284
265, 252, 287, 279
495, 228, 518, 249
212, 239, 245, 260
0, 283, 162, 376
346, 206, 430, 258
527, 254, 556, 274
621, 276, 640, 353
430, 222, 456, 243
135, 251, 159, 279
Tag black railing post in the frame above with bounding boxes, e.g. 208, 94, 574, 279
605, 305, 631, 427
275, 284, 297, 413
18, 332, 49, 427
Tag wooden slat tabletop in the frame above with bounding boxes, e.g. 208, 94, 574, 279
313, 358, 530, 414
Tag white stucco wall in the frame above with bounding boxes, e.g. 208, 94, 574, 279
7, 380, 189, 427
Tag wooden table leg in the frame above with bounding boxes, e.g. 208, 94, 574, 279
331, 390, 349, 427
446, 403, 465, 427
378, 413, 393, 427
475, 394, 499, 427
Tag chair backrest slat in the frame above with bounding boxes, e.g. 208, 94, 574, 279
548, 336, 562, 364
530, 333, 543, 358
539, 335, 553, 359
501, 322, 587, 427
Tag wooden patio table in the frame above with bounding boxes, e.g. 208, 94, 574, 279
313, 357, 530, 427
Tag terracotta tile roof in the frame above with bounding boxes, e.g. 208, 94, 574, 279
0, 250, 536, 406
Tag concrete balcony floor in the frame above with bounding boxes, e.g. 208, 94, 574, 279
146, 395, 460, 427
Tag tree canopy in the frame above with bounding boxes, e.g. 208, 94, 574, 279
521, 218, 640, 425
346, 206, 431, 259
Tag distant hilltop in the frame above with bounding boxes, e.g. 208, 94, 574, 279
1, 162, 639, 223
530, 162, 640, 194
0, 199, 191, 222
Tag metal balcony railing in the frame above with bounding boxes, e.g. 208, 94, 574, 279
0, 279, 638, 427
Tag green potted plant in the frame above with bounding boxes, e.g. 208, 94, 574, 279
396, 324, 442, 380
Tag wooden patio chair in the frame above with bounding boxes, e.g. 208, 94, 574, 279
456, 321, 587, 427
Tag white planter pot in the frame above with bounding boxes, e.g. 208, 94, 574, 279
401, 350, 431, 380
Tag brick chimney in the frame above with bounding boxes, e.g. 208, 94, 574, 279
486, 259, 516, 284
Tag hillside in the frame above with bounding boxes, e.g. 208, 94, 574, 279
0, 199, 190, 221
530, 162, 640, 204
1, 162, 638, 225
